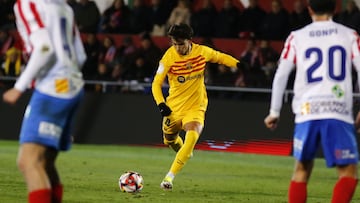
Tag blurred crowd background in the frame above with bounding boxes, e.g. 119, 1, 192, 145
0, 0, 359, 98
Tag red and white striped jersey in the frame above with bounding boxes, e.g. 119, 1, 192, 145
14, 0, 86, 98
270, 20, 360, 124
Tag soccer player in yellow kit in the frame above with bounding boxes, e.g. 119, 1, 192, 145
152, 23, 241, 190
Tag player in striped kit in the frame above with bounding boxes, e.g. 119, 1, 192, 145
3, 0, 86, 202
264, 0, 359, 202
152, 23, 241, 190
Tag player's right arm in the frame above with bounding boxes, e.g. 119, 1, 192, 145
265, 34, 295, 130
152, 61, 172, 116
3, 2, 56, 104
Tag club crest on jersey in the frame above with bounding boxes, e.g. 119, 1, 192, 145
177, 76, 186, 83
185, 62, 192, 70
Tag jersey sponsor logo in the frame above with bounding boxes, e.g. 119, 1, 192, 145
294, 138, 303, 151
177, 73, 204, 83
301, 100, 349, 115
335, 149, 356, 159
309, 28, 338, 37
177, 76, 185, 83
332, 84, 344, 98
38, 121, 62, 139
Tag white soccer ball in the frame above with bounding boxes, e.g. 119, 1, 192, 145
118, 171, 144, 193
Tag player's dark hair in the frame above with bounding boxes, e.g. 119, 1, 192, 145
308, 0, 336, 15
167, 23, 193, 40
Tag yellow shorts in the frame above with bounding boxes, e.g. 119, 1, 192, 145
162, 109, 205, 135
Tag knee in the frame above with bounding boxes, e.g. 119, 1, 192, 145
17, 155, 30, 174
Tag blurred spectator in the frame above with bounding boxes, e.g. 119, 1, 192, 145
289, 0, 311, 31
334, 0, 360, 34
211, 64, 237, 98
0, 28, 15, 64
259, 0, 290, 40
99, 0, 131, 34
240, 39, 261, 70
94, 63, 113, 92
240, 39, 267, 87
133, 33, 162, 81
258, 39, 279, 86
214, 0, 241, 38
167, 0, 191, 28
149, 0, 170, 36
129, 0, 152, 34
200, 37, 218, 85
66, 0, 80, 11
75, 0, 101, 33
0, 0, 16, 30
98, 36, 117, 68
116, 35, 138, 68
82, 33, 100, 80
1, 47, 23, 77
191, 0, 217, 37
239, 0, 266, 39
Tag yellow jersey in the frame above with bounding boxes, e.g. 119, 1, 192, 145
152, 43, 239, 113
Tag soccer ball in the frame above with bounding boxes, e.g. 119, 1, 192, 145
118, 171, 144, 193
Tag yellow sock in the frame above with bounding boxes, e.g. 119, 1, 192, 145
163, 135, 184, 152
169, 130, 199, 175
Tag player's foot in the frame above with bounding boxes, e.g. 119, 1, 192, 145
160, 176, 173, 190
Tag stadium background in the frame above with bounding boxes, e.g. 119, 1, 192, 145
1, 0, 359, 158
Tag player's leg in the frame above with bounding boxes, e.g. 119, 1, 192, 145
289, 160, 314, 203
161, 110, 204, 190
168, 121, 202, 175
332, 164, 358, 203
47, 89, 84, 203
160, 114, 182, 189
322, 120, 359, 203
44, 148, 63, 203
289, 121, 319, 203
17, 143, 52, 203
162, 117, 183, 152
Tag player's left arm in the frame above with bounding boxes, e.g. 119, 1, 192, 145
205, 46, 240, 71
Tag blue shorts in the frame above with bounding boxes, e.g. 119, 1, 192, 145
19, 90, 84, 151
294, 119, 359, 167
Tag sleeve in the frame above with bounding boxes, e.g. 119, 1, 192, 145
269, 60, 295, 117
279, 33, 296, 63
14, 28, 55, 92
73, 26, 87, 68
151, 61, 168, 105
205, 46, 239, 69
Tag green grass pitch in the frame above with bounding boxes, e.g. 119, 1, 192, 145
0, 140, 358, 203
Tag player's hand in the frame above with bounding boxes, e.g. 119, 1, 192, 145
158, 102, 172, 117
264, 115, 279, 130
355, 111, 360, 133
3, 88, 22, 105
